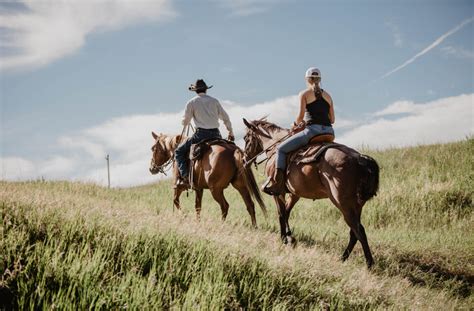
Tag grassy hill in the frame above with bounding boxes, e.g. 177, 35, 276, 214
1, 139, 473, 309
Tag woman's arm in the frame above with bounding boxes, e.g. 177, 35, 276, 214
323, 91, 335, 124
296, 90, 307, 124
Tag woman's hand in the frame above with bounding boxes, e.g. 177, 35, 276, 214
291, 120, 306, 134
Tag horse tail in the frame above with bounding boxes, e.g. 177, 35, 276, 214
357, 154, 380, 205
234, 149, 268, 218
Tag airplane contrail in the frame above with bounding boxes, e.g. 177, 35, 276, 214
381, 16, 474, 79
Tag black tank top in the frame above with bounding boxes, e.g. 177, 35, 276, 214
304, 89, 332, 127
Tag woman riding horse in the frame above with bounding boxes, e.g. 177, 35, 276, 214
264, 67, 335, 195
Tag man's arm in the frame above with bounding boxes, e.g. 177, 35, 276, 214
216, 102, 234, 140
182, 101, 193, 126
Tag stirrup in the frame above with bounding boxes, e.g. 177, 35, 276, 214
175, 176, 190, 190
261, 176, 272, 192
262, 180, 285, 196
262, 169, 286, 196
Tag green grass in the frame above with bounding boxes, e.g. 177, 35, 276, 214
1, 138, 473, 309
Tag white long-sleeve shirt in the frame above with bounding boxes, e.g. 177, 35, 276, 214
182, 94, 233, 135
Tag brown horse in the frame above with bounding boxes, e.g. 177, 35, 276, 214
243, 119, 379, 268
149, 131, 267, 227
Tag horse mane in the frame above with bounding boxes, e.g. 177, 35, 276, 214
158, 134, 186, 152
252, 118, 288, 133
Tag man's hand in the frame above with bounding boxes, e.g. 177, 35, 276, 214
227, 134, 235, 142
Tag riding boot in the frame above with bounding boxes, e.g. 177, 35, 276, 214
175, 175, 190, 190
263, 169, 286, 195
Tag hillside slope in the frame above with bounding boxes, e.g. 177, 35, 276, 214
1, 139, 473, 309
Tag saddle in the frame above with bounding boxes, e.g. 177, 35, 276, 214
288, 134, 339, 166
189, 138, 235, 161
185, 138, 235, 190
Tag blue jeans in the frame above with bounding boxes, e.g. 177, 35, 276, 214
175, 128, 222, 178
276, 124, 334, 169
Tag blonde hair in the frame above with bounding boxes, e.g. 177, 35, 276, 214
306, 76, 322, 96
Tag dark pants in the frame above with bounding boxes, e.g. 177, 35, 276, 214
175, 128, 222, 178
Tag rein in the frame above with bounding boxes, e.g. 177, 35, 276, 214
154, 125, 190, 175
244, 131, 292, 167
156, 157, 174, 176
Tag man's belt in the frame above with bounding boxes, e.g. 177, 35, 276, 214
196, 127, 219, 131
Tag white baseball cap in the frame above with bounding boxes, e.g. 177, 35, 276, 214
305, 67, 321, 78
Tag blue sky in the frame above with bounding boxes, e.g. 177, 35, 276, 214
1, 0, 473, 186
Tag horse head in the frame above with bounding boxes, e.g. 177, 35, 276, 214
149, 131, 170, 175
242, 118, 270, 162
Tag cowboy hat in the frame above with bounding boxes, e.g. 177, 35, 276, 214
189, 79, 213, 91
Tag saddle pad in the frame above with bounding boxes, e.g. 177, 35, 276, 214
288, 142, 341, 166
190, 138, 235, 161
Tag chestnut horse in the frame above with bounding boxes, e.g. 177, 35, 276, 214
243, 119, 379, 268
149, 131, 267, 227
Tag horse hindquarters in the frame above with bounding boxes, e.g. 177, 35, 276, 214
286, 162, 328, 200
309, 149, 376, 268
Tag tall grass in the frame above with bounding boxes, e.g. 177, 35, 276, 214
1, 138, 473, 309
1, 203, 371, 309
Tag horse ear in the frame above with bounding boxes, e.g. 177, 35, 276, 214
243, 118, 252, 128
172, 135, 182, 146
152, 131, 158, 139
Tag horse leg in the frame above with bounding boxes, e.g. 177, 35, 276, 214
210, 188, 229, 221
194, 188, 203, 221
232, 179, 257, 228
285, 194, 300, 246
273, 195, 288, 244
357, 223, 374, 269
342, 211, 374, 269
173, 187, 184, 210
341, 229, 357, 262
322, 173, 374, 268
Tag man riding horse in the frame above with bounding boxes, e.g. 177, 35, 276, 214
175, 79, 235, 189
149, 79, 266, 225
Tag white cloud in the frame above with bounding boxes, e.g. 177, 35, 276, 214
0, 0, 176, 70
2, 94, 472, 186
373, 100, 417, 116
58, 136, 106, 160
1, 157, 37, 180
39, 156, 76, 178
338, 94, 473, 149
440, 45, 474, 59
380, 17, 474, 79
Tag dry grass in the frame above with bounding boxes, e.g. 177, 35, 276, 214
1, 138, 473, 309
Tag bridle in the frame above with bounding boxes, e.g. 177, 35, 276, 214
150, 127, 188, 175
150, 141, 174, 175
244, 127, 292, 168
243, 131, 263, 165
153, 156, 174, 175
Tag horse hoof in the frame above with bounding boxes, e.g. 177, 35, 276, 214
281, 236, 288, 244
366, 260, 374, 270
287, 236, 297, 247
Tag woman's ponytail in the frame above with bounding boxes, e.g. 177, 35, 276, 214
312, 77, 322, 98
